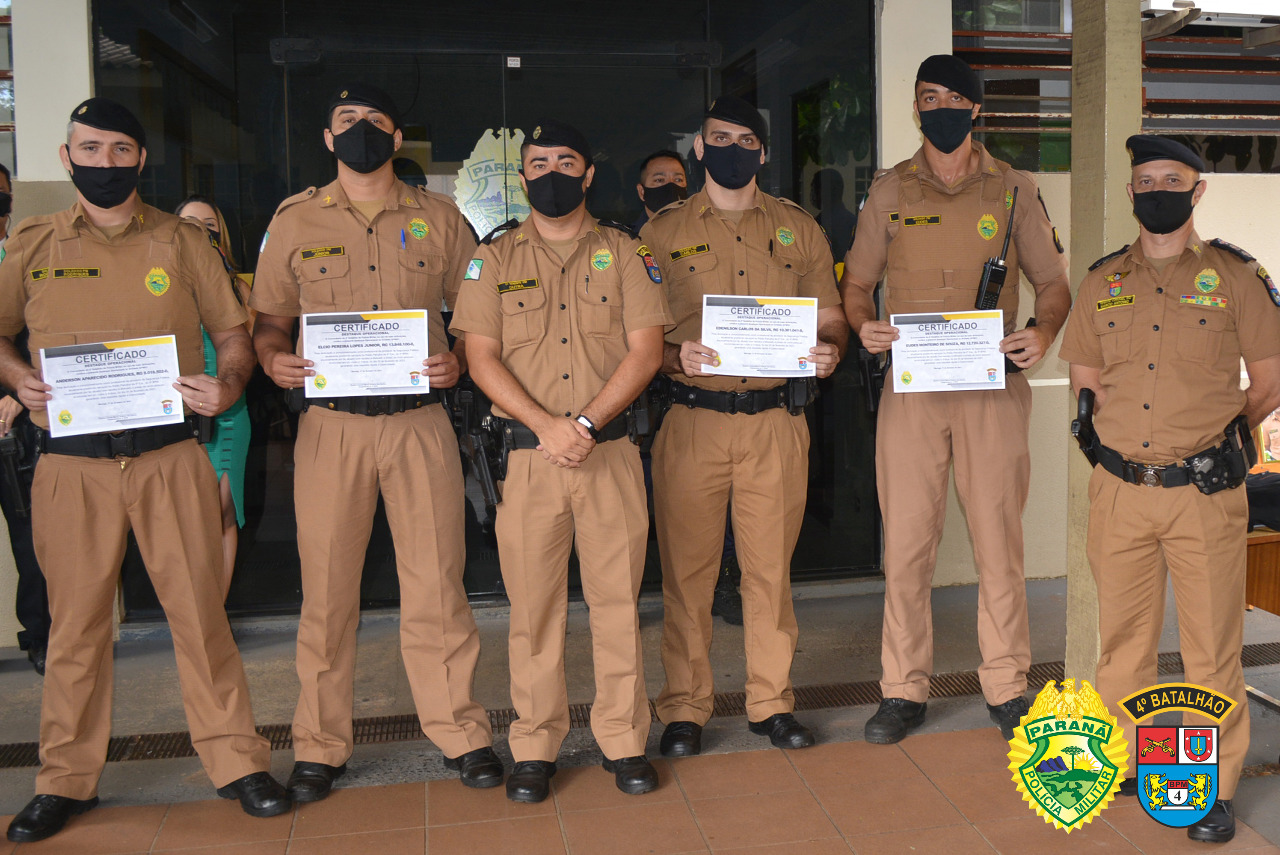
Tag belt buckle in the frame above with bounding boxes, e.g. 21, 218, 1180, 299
365, 396, 390, 416
1138, 465, 1164, 487
732, 391, 755, 415
109, 431, 138, 458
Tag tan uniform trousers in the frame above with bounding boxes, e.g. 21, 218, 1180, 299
32, 440, 269, 799
496, 439, 650, 762
653, 406, 809, 724
1087, 465, 1249, 798
292, 404, 491, 765
877, 373, 1032, 706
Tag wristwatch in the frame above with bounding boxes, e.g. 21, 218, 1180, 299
574, 414, 601, 441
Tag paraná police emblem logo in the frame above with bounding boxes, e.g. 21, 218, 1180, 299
313, 375, 327, 390
57, 410, 72, 426
453, 128, 531, 239
407, 218, 428, 239
1195, 268, 1220, 294
977, 214, 999, 241
1007, 679, 1128, 832
1135, 725, 1218, 827
591, 249, 613, 271
776, 227, 795, 246
145, 267, 171, 297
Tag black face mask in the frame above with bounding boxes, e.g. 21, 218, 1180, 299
1132, 188, 1197, 235
642, 182, 687, 212
524, 170, 587, 218
331, 119, 396, 174
0, 192, 11, 219
66, 150, 140, 209
698, 141, 763, 190
918, 107, 974, 155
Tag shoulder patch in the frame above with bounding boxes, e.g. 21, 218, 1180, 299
597, 219, 639, 240
1209, 238, 1256, 263
635, 244, 662, 284
481, 218, 520, 246
1257, 266, 1280, 307
1089, 245, 1130, 272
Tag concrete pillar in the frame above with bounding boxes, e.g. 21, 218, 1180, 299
11, 0, 93, 216
876, 0, 952, 167
1064, 0, 1142, 680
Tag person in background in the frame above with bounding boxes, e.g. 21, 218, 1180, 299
0, 162, 51, 675
175, 194, 251, 596
632, 149, 688, 231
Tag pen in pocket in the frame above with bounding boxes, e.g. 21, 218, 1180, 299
400, 229, 406, 249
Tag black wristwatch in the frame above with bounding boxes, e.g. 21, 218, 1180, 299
574, 414, 601, 441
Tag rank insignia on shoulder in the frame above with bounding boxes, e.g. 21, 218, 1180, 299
464, 258, 484, 281
636, 244, 662, 284
482, 218, 519, 245
1089, 245, 1130, 272
1259, 266, 1280, 307
1209, 238, 1255, 263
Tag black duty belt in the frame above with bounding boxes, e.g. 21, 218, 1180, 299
667, 379, 788, 415
493, 415, 629, 450
306, 391, 441, 415
1095, 442, 1193, 488
40, 419, 197, 459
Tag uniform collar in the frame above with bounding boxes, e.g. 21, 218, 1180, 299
907, 141, 1000, 189
690, 186, 767, 219
59, 197, 148, 240
513, 212, 601, 247
1123, 229, 1205, 268
315, 177, 420, 212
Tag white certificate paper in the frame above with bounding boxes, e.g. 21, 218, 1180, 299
890, 310, 1005, 393
41, 335, 184, 438
701, 295, 818, 378
303, 310, 429, 398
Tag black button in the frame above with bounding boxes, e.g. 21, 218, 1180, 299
1200, 318, 1206, 325
1148, 363, 1155, 370
740, 378, 748, 384
319, 267, 326, 274
785, 263, 792, 269
372, 304, 378, 310
366, 227, 373, 234
738, 270, 745, 276
1144, 403, 1150, 409
689, 266, 695, 272
517, 301, 524, 307
1157, 287, 1164, 294
562, 373, 569, 379
417, 260, 424, 267
565, 411, 572, 417
369, 265, 376, 271
1143, 441, 1150, 448
736, 236, 742, 242
1153, 325, 1159, 331
600, 296, 607, 302
1108, 321, 1114, 328
561, 267, 566, 273
560, 337, 567, 344
560, 303, 566, 310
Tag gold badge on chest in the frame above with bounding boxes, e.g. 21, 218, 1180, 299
146, 267, 171, 296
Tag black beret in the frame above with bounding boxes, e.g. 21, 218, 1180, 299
705, 95, 769, 148
915, 55, 984, 105
1126, 134, 1205, 172
526, 119, 593, 166
69, 98, 146, 148
327, 83, 403, 131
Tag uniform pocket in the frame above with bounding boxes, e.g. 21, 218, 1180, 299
500, 283, 546, 349
397, 250, 445, 309
579, 276, 623, 338
668, 251, 719, 316
1176, 307, 1228, 363
1092, 305, 1134, 365
297, 255, 352, 308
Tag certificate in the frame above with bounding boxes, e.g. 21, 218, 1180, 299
889, 310, 1005, 393
41, 335, 184, 438
701, 295, 818, 378
303, 310, 429, 398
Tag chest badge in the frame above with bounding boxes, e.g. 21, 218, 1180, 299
978, 214, 999, 241
591, 249, 614, 271
146, 267, 171, 297
408, 218, 429, 239
1194, 268, 1220, 294
1005, 190, 1014, 210
1105, 271, 1128, 297
776, 227, 795, 246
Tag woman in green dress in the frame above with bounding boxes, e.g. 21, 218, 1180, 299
176, 195, 251, 597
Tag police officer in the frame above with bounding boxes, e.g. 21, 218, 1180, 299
0, 98, 288, 842
252, 84, 500, 800
1060, 135, 1280, 844
633, 149, 688, 229
451, 119, 672, 803
640, 96, 846, 757
842, 55, 1071, 743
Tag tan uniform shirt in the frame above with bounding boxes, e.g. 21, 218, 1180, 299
1060, 232, 1280, 462
846, 143, 1066, 334
0, 200, 247, 429
640, 187, 840, 391
449, 216, 672, 420
250, 178, 476, 357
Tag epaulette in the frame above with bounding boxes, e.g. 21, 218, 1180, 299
1209, 238, 1256, 263
777, 196, 820, 224
274, 186, 317, 216
1089, 245, 1130, 272
652, 199, 687, 218
9, 214, 54, 239
598, 219, 639, 240
481, 218, 519, 245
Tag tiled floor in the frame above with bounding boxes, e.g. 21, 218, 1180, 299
2, 728, 1276, 854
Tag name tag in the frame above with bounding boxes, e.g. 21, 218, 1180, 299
30, 268, 49, 281
300, 246, 344, 260
1096, 295, 1135, 311
902, 215, 941, 227
53, 268, 101, 279
497, 278, 539, 294
670, 243, 710, 261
